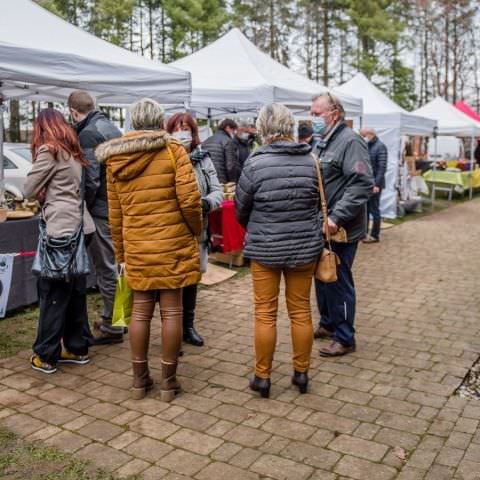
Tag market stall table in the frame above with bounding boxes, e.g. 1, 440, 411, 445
0, 216, 39, 313
209, 200, 246, 266
423, 169, 480, 197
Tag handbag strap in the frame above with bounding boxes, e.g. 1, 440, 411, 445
311, 153, 332, 248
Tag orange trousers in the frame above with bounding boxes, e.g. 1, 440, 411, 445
251, 260, 316, 379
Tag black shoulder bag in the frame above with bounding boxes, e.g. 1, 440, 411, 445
32, 170, 90, 280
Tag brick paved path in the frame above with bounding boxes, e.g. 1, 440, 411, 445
1, 200, 480, 480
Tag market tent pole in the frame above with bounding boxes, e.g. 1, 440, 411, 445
431, 127, 438, 205
0, 92, 5, 205
470, 130, 475, 200
207, 108, 212, 134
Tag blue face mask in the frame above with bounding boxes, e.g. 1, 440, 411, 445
312, 117, 328, 136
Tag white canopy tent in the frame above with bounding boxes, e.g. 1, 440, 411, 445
0, 0, 191, 104
413, 97, 480, 200
171, 28, 363, 119
413, 96, 480, 137
336, 73, 437, 218
0, 0, 192, 202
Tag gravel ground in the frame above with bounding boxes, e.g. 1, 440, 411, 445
457, 357, 480, 399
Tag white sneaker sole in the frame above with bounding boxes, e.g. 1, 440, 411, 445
58, 358, 90, 365
31, 364, 57, 374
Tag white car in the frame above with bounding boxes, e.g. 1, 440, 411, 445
2, 143, 32, 208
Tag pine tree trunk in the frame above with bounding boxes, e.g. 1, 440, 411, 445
9, 100, 21, 143
322, 4, 329, 86
269, 0, 275, 59
148, 1, 154, 59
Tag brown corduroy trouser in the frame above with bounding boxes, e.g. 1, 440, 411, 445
251, 260, 316, 379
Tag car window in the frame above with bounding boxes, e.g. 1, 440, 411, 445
2, 155, 17, 170
12, 148, 32, 162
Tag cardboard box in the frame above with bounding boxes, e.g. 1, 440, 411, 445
209, 251, 245, 267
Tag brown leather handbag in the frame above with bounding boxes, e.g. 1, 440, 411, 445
312, 155, 340, 283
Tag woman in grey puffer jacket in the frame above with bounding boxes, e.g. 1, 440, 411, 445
235, 103, 324, 398
167, 113, 223, 347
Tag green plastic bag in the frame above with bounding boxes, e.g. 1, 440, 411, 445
112, 273, 133, 327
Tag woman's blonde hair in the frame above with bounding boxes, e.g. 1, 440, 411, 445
130, 98, 165, 130
256, 103, 295, 144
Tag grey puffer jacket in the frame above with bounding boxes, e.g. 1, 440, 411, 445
312, 122, 374, 243
190, 147, 224, 242
235, 141, 324, 268
202, 129, 239, 183
75, 110, 122, 219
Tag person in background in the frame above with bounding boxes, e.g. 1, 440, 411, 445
474, 139, 480, 168
68, 91, 124, 345
311, 93, 373, 357
96, 99, 202, 401
25, 108, 94, 374
203, 119, 239, 183
298, 122, 314, 145
166, 112, 223, 347
360, 128, 387, 243
235, 119, 257, 172
236, 103, 324, 398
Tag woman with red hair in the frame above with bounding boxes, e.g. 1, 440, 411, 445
166, 113, 223, 346
25, 108, 94, 374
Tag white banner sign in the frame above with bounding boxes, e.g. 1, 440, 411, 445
0, 254, 14, 318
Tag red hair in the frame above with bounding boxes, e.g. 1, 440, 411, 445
31, 108, 86, 165
166, 112, 201, 150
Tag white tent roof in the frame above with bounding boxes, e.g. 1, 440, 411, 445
0, 0, 191, 104
413, 97, 480, 137
336, 73, 436, 136
171, 28, 362, 118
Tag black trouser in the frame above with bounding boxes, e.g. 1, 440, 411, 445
33, 276, 93, 365
182, 284, 198, 326
315, 242, 358, 347
367, 190, 382, 240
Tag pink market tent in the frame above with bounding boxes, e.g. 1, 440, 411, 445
454, 102, 480, 123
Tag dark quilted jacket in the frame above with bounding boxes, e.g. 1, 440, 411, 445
202, 129, 239, 183
368, 136, 388, 189
235, 141, 324, 268
75, 110, 122, 218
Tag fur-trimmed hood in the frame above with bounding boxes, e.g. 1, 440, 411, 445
96, 130, 176, 181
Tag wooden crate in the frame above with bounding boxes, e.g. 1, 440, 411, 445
209, 251, 245, 267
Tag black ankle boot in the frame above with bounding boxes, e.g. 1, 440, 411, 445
182, 284, 204, 347
292, 370, 308, 394
184, 326, 204, 346
249, 376, 271, 398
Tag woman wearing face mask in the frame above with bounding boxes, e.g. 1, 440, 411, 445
166, 113, 224, 347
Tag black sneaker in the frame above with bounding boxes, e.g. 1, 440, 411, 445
92, 331, 124, 346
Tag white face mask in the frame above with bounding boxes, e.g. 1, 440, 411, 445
239, 132, 250, 141
173, 130, 192, 150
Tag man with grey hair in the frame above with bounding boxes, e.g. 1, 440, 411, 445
68, 90, 124, 345
359, 127, 387, 243
311, 93, 374, 357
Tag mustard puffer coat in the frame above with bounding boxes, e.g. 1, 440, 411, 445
96, 130, 202, 291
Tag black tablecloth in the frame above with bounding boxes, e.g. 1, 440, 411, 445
0, 216, 98, 314
0, 216, 39, 312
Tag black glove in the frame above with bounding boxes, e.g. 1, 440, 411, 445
202, 199, 211, 215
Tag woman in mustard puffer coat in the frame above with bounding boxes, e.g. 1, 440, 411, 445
96, 98, 202, 402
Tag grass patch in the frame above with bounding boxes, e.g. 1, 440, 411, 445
0, 291, 103, 359
0, 427, 142, 480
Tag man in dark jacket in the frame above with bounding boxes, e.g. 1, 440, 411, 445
203, 119, 239, 183
360, 128, 387, 243
311, 93, 374, 357
68, 90, 123, 345
234, 119, 257, 172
